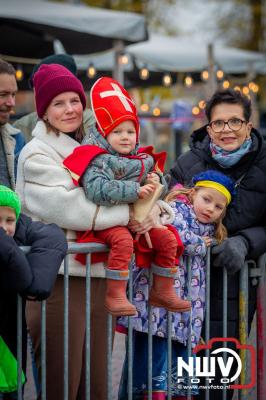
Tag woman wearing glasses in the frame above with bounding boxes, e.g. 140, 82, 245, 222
170, 89, 266, 400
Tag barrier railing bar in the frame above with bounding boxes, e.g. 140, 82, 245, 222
17, 295, 23, 400
167, 311, 172, 400
186, 256, 192, 400
148, 272, 153, 400
127, 261, 134, 400
239, 261, 249, 399
222, 267, 228, 400
205, 248, 211, 400
41, 301, 46, 400
63, 255, 69, 400
85, 253, 91, 400
256, 254, 266, 400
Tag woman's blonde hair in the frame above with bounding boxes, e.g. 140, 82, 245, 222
165, 186, 227, 243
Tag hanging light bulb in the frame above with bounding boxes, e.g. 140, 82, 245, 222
233, 86, 241, 92
252, 83, 259, 93
184, 75, 193, 87
140, 103, 149, 112
201, 70, 209, 81
248, 82, 256, 91
216, 69, 224, 80
198, 100, 206, 109
242, 86, 249, 95
87, 63, 96, 79
139, 66, 149, 80
162, 73, 172, 87
192, 106, 200, 115
119, 53, 129, 65
222, 80, 230, 89
15, 65, 24, 81
152, 107, 161, 117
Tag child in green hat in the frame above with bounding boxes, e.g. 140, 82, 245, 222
0, 186, 67, 398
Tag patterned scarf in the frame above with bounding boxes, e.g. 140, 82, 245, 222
210, 138, 252, 168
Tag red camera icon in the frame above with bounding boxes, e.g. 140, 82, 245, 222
193, 337, 256, 389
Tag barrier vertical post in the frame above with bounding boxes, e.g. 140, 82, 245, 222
256, 254, 266, 400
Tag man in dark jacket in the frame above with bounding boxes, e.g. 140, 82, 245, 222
170, 89, 266, 399
0, 186, 67, 399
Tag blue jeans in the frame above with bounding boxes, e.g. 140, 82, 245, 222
118, 331, 198, 399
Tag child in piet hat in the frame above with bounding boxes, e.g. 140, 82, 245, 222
63, 77, 191, 317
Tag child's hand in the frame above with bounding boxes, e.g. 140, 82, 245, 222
138, 184, 155, 199
202, 236, 212, 247
146, 173, 160, 184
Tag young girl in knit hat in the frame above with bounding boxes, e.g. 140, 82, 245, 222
118, 170, 235, 400
64, 76, 191, 317
0, 186, 67, 399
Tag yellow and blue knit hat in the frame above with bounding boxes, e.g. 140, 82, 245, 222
0, 186, 21, 220
192, 170, 235, 205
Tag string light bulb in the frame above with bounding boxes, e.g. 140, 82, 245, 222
139, 66, 149, 80
184, 75, 193, 87
222, 80, 230, 89
119, 53, 129, 65
140, 103, 149, 112
216, 69, 224, 80
15, 65, 24, 81
192, 106, 200, 115
201, 70, 209, 81
198, 100, 206, 109
252, 84, 259, 93
87, 63, 96, 79
242, 86, 249, 95
152, 107, 161, 117
162, 73, 172, 87
247, 83, 259, 93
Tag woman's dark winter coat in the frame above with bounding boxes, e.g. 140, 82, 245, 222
0, 214, 67, 379
170, 126, 266, 338
170, 126, 266, 399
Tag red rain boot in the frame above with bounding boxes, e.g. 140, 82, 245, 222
105, 279, 137, 316
149, 274, 191, 312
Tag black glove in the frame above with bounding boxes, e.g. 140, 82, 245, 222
211, 236, 248, 275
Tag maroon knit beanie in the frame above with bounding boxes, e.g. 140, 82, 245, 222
33, 64, 87, 118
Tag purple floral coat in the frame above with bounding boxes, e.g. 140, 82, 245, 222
118, 200, 215, 347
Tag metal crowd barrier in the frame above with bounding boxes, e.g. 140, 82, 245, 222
16, 244, 266, 400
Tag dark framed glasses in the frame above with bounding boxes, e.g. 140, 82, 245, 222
209, 118, 247, 133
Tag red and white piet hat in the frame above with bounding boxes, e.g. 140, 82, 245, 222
90, 77, 140, 141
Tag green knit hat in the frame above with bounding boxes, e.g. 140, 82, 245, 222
0, 186, 21, 220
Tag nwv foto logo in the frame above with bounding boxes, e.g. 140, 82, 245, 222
177, 337, 256, 389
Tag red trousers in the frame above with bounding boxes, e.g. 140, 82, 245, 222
95, 226, 178, 271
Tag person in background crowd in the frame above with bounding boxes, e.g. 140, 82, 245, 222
16, 64, 160, 400
0, 186, 67, 400
170, 88, 266, 399
13, 54, 95, 142
0, 59, 25, 188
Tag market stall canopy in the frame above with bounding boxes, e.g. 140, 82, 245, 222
0, 0, 148, 58
125, 34, 266, 74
